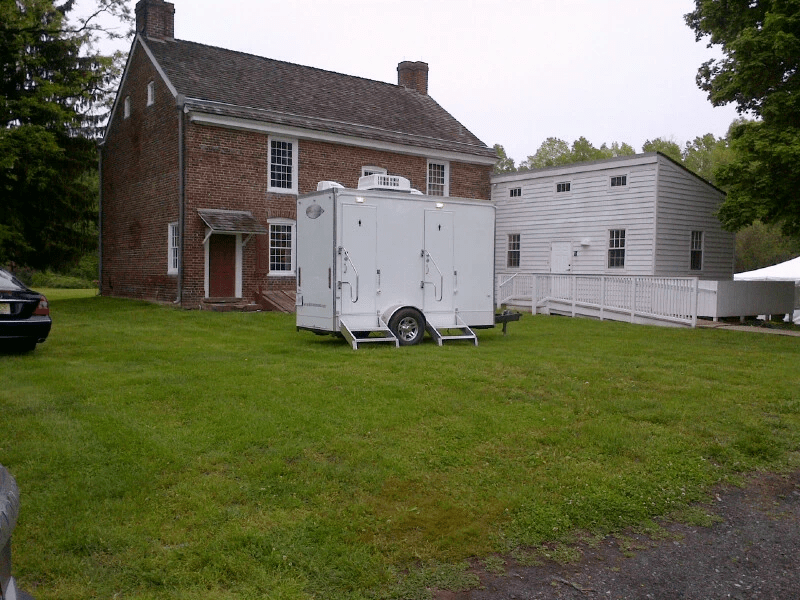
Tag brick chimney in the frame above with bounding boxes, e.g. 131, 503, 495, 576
397, 61, 429, 95
135, 0, 175, 40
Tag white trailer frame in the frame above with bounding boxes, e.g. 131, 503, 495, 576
296, 179, 496, 348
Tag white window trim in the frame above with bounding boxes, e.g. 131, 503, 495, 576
268, 218, 296, 276
507, 233, 521, 268
167, 222, 179, 275
123, 96, 131, 119
690, 230, 704, 271
147, 81, 155, 106
607, 228, 626, 269
426, 160, 450, 197
361, 166, 387, 177
608, 173, 629, 190
555, 180, 572, 194
203, 232, 243, 299
268, 136, 298, 194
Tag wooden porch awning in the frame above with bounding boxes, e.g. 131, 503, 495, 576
197, 209, 268, 235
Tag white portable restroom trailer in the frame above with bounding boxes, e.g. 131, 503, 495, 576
296, 175, 496, 348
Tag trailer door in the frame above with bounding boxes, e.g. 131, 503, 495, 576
340, 204, 377, 320
423, 210, 454, 318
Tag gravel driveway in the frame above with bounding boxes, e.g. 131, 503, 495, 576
437, 470, 800, 599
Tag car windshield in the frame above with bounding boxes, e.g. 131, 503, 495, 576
0, 269, 26, 292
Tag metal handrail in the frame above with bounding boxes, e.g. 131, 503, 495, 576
338, 246, 359, 303
421, 249, 444, 301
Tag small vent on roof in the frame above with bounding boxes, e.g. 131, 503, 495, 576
358, 174, 411, 191
316, 181, 344, 191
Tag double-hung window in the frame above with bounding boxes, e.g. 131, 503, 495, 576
268, 218, 295, 275
507, 234, 521, 268
427, 160, 449, 196
268, 137, 298, 193
608, 229, 625, 268
167, 222, 179, 274
690, 231, 703, 271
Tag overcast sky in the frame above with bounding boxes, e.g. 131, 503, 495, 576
87, 0, 742, 164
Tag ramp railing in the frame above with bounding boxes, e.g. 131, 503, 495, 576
497, 273, 699, 327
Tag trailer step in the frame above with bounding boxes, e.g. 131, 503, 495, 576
340, 319, 399, 350
426, 324, 478, 346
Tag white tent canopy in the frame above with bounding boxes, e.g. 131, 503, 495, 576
735, 256, 800, 324
734, 255, 800, 281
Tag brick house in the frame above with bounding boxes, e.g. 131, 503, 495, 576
100, 0, 497, 310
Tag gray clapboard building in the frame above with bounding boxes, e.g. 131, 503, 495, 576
493, 152, 734, 281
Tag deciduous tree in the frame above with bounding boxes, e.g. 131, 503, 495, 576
686, 0, 800, 237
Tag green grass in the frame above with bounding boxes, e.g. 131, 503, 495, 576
2, 292, 799, 599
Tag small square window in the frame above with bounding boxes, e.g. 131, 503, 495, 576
610, 175, 627, 187
362, 166, 387, 177
556, 181, 571, 193
147, 81, 155, 106
509, 187, 521, 198
507, 234, 521, 268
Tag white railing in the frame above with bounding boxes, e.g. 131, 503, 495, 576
497, 273, 535, 307
498, 273, 699, 327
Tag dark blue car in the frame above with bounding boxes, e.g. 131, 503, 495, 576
0, 269, 51, 352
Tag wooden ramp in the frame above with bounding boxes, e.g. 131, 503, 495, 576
258, 290, 297, 313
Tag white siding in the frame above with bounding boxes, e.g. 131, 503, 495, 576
494, 156, 659, 277
654, 157, 734, 279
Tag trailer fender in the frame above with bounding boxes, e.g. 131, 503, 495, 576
381, 305, 423, 327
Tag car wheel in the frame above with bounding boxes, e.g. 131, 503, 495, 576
19, 339, 37, 353
389, 308, 425, 346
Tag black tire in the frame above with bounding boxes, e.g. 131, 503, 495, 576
389, 308, 425, 346
18, 339, 37, 353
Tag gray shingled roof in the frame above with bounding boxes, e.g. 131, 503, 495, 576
197, 209, 268, 234
143, 37, 495, 160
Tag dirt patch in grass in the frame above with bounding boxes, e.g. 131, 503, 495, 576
437, 470, 800, 599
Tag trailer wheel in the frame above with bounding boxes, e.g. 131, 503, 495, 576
389, 308, 425, 346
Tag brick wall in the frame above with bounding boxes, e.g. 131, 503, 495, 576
102, 47, 491, 309
101, 42, 179, 303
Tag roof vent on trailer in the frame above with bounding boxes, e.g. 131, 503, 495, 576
358, 174, 411, 192
316, 180, 344, 191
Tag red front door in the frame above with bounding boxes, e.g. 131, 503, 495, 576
209, 234, 236, 297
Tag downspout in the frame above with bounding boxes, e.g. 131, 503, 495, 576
97, 144, 103, 295
175, 94, 185, 304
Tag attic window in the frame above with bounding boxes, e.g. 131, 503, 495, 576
123, 95, 130, 119
610, 175, 627, 187
147, 81, 155, 106
556, 181, 571, 193
362, 166, 387, 177
509, 187, 521, 198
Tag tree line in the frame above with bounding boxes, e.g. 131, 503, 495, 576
1, 0, 798, 276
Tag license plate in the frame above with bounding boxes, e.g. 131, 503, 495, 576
0, 303, 9, 315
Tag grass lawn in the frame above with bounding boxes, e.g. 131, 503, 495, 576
2, 291, 798, 599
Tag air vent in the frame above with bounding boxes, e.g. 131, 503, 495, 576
357, 174, 411, 191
